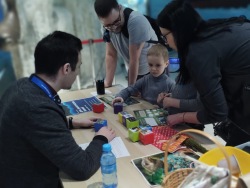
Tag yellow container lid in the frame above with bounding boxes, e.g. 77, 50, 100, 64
198, 146, 250, 175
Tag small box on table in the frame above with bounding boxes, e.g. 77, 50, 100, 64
122, 114, 133, 127
126, 117, 139, 129
114, 102, 123, 114
128, 127, 140, 142
92, 103, 105, 113
139, 130, 154, 145
94, 119, 107, 132
118, 111, 129, 124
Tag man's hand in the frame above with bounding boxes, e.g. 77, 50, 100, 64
104, 79, 112, 88
96, 127, 116, 142
73, 117, 100, 128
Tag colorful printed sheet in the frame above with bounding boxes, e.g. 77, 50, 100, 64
152, 126, 178, 150
62, 96, 102, 116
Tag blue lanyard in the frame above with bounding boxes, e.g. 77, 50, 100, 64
30, 75, 61, 104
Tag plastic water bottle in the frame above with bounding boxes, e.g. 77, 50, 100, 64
100, 143, 118, 188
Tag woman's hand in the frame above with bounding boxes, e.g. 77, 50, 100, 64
162, 94, 180, 109
158, 92, 171, 106
167, 113, 184, 126
167, 112, 200, 127
162, 96, 172, 108
157, 92, 166, 104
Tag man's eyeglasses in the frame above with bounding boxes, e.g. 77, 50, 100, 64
103, 8, 121, 30
161, 31, 171, 44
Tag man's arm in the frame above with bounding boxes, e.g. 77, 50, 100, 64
105, 42, 118, 87
128, 42, 144, 85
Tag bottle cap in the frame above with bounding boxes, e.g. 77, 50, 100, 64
102, 143, 111, 152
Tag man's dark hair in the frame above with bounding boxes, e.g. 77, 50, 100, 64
34, 31, 82, 76
94, 0, 119, 17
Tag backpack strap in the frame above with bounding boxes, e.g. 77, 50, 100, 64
104, 7, 169, 49
121, 7, 166, 47
121, 7, 133, 38
144, 15, 164, 44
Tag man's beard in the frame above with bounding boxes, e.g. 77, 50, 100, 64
110, 26, 122, 33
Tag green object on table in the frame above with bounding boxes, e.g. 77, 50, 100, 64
183, 137, 208, 154
128, 128, 140, 142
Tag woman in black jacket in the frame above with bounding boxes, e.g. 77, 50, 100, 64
157, 0, 250, 146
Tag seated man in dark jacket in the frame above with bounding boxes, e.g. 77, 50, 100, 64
0, 31, 116, 188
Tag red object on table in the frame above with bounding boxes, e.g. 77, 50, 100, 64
152, 126, 178, 150
92, 103, 105, 113
139, 130, 154, 145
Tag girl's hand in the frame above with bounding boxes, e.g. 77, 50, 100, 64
112, 97, 124, 106
157, 92, 167, 104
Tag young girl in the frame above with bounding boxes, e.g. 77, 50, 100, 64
112, 44, 175, 105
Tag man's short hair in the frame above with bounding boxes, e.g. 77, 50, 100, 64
94, 0, 119, 18
34, 31, 82, 76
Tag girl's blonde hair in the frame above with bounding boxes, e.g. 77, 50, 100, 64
147, 44, 169, 61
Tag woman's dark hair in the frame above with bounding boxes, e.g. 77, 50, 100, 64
157, 0, 204, 84
157, 0, 250, 84
94, 0, 119, 18
34, 31, 82, 76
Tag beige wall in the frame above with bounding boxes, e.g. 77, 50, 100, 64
0, 0, 106, 90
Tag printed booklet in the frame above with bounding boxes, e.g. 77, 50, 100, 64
131, 152, 195, 187
62, 96, 102, 116
133, 108, 168, 126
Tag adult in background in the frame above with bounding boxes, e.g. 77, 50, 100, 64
94, 0, 157, 87
157, 0, 250, 146
0, 31, 116, 188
